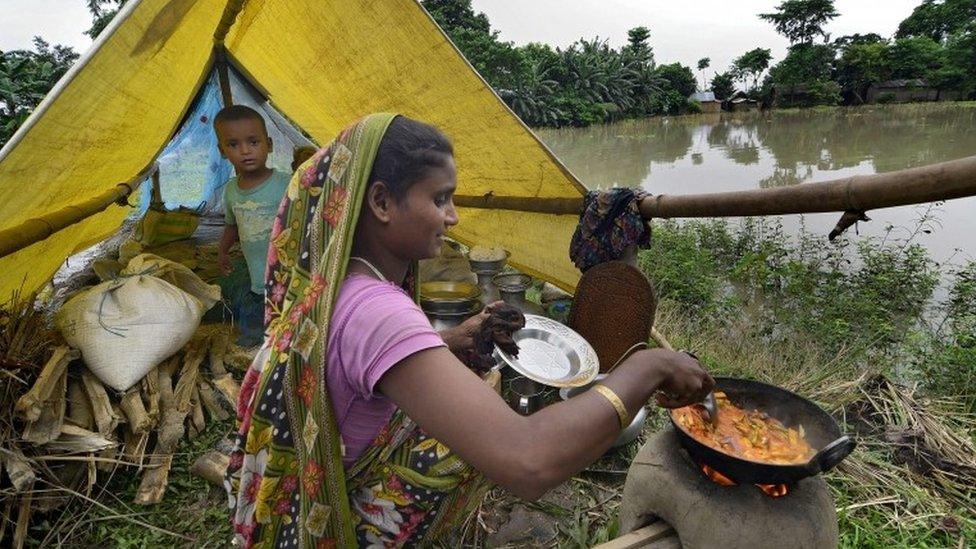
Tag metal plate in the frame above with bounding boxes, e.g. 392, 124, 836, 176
494, 315, 599, 388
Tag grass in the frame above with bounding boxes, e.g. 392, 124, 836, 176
31, 420, 235, 548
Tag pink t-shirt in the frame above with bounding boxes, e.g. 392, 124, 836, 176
327, 274, 445, 466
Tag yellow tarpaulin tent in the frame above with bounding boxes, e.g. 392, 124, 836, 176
0, 0, 587, 298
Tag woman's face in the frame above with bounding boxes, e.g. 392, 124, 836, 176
387, 156, 459, 260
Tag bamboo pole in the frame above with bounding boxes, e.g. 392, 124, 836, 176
0, 163, 156, 259
212, 0, 246, 44
453, 155, 976, 219
215, 46, 234, 107
639, 154, 976, 219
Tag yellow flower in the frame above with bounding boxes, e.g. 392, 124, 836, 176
255, 475, 280, 523
305, 502, 332, 537
413, 437, 451, 460
245, 426, 273, 454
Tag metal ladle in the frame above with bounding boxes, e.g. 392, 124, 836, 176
702, 391, 720, 428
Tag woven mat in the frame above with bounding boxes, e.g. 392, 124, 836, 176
568, 261, 657, 373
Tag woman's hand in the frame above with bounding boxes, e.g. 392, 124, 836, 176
651, 350, 715, 408
439, 301, 504, 353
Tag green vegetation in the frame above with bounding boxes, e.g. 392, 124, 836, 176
0, 38, 77, 147
422, 0, 976, 123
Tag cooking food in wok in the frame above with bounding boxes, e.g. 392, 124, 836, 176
672, 392, 815, 465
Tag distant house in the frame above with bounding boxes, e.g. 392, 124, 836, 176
866, 79, 962, 103
689, 91, 722, 113
728, 91, 759, 112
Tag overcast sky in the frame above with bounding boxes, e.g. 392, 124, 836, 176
2, 0, 921, 77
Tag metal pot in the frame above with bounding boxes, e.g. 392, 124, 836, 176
424, 303, 481, 331
669, 377, 856, 485
492, 273, 545, 316
419, 281, 481, 314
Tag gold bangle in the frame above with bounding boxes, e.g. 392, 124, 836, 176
592, 384, 629, 429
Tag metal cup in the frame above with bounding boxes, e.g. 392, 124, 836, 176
506, 376, 547, 415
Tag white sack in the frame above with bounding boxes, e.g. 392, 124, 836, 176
123, 253, 221, 309
56, 274, 204, 392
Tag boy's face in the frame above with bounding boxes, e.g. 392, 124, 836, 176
216, 117, 272, 174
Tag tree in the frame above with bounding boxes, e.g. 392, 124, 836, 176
833, 39, 889, 104
655, 63, 697, 98
886, 36, 943, 79
768, 43, 840, 106
896, 0, 976, 43
423, 0, 526, 90
0, 38, 78, 147
623, 26, 654, 69
732, 48, 773, 92
942, 21, 976, 97
86, 0, 128, 39
697, 57, 710, 90
711, 71, 736, 100
759, 0, 839, 45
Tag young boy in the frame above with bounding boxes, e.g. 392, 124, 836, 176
215, 105, 290, 345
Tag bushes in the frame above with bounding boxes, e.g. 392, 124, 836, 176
638, 218, 975, 406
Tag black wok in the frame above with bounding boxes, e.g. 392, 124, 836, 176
668, 377, 856, 485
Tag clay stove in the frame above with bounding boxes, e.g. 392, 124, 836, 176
617, 430, 838, 549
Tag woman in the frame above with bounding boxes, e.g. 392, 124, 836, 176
225, 113, 714, 547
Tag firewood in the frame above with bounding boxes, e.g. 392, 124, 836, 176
3, 447, 35, 493
122, 429, 149, 467
45, 424, 116, 453
136, 344, 210, 504
158, 344, 203, 451
208, 330, 230, 377
14, 490, 32, 549
225, 346, 256, 372
142, 363, 162, 429
97, 407, 121, 473
14, 346, 77, 421
197, 379, 230, 421
120, 387, 151, 434
211, 374, 241, 408
80, 371, 119, 435
190, 451, 230, 486
0, 499, 10, 545
22, 368, 67, 445
188, 384, 205, 439
134, 454, 173, 505
66, 377, 94, 430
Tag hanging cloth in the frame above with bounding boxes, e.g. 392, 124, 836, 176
569, 188, 651, 272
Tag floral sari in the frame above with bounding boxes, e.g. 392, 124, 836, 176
224, 113, 489, 548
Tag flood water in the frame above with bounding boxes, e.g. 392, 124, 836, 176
535, 104, 976, 268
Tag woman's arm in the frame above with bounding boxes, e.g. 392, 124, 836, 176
377, 347, 711, 500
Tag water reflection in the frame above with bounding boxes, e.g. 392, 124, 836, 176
538, 117, 693, 189
535, 104, 976, 264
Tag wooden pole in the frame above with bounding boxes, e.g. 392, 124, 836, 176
639, 154, 976, 219
215, 45, 234, 107
453, 155, 976, 219
0, 163, 156, 259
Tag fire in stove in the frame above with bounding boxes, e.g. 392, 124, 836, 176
699, 462, 790, 497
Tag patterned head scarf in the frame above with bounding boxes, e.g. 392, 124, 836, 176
227, 113, 399, 547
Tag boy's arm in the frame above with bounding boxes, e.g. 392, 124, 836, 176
218, 224, 239, 275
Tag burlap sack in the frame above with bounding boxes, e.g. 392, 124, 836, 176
55, 274, 205, 392
123, 254, 221, 310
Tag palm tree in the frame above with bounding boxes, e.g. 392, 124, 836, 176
697, 58, 711, 91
